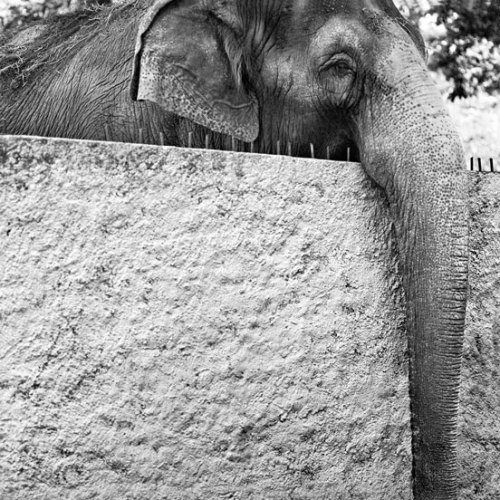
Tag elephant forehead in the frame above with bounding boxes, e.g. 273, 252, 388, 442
288, 0, 395, 16
310, 17, 367, 53
259, 50, 313, 102
235, 0, 401, 24
237, 0, 406, 50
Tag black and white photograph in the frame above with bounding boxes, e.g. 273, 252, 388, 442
0, 1, 499, 498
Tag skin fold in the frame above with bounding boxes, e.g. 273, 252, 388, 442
0, 1, 469, 497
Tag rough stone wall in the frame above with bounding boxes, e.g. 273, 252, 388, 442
0, 136, 498, 499
459, 173, 500, 499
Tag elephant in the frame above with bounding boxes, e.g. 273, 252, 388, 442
0, 1, 469, 498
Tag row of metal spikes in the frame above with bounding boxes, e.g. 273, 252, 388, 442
4, 127, 494, 169
105, 127, 353, 161
470, 158, 497, 172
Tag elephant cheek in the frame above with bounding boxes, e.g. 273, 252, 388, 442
354, 52, 469, 499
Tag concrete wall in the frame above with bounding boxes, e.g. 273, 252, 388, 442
0, 135, 498, 499
460, 173, 500, 499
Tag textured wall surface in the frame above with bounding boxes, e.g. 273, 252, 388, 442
0, 136, 498, 500
459, 173, 500, 499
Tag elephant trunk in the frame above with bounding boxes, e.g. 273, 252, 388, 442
355, 45, 469, 499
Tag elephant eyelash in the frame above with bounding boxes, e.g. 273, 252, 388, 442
325, 62, 355, 79
319, 53, 357, 75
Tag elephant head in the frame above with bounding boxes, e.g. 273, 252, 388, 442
131, 1, 469, 497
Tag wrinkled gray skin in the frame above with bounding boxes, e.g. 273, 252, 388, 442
0, 1, 469, 498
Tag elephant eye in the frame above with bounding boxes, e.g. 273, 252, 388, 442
319, 53, 357, 107
330, 61, 353, 78
321, 54, 356, 79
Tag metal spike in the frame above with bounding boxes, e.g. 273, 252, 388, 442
104, 124, 111, 141
478, 158, 482, 172
310, 143, 315, 159
188, 131, 193, 148
160, 132, 165, 146
326, 146, 331, 161
287, 142, 292, 156
470, 157, 474, 171
232, 136, 237, 151
205, 134, 210, 149
347, 147, 351, 162
491, 158, 495, 172
138, 128, 144, 144
276, 140, 281, 155
251, 141, 255, 154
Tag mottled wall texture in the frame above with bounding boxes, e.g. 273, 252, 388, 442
0, 136, 498, 500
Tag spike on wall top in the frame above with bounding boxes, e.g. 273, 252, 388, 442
470, 158, 498, 173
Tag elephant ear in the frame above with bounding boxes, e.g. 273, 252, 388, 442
130, 0, 259, 142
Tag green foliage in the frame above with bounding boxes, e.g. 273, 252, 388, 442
429, 0, 500, 100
